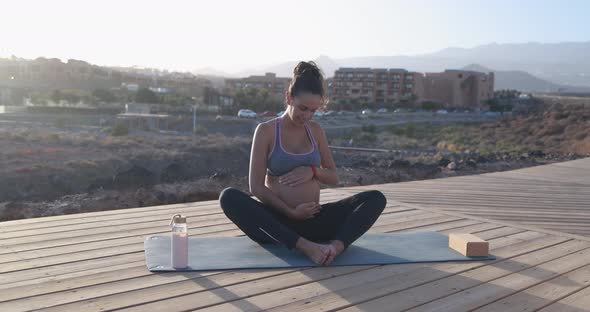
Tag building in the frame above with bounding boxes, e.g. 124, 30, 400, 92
202, 86, 235, 113
422, 70, 494, 109
0, 86, 27, 106
328, 68, 424, 106
117, 103, 170, 131
327, 67, 494, 109
0, 87, 12, 105
225, 73, 291, 96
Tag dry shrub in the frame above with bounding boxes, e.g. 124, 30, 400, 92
575, 132, 587, 141
65, 159, 98, 168
538, 123, 566, 136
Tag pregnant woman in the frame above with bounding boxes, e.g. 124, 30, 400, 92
219, 61, 386, 265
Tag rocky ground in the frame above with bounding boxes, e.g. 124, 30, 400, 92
0, 101, 588, 221
0, 141, 582, 221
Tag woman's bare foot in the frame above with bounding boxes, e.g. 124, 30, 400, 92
295, 237, 332, 265
324, 240, 345, 265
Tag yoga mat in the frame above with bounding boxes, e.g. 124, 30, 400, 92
144, 231, 495, 272
144, 232, 495, 272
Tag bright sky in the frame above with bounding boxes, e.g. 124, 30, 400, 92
1, 0, 588, 73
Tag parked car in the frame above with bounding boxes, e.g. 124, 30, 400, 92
376, 108, 388, 114
237, 109, 257, 118
436, 109, 448, 114
361, 109, 373, 115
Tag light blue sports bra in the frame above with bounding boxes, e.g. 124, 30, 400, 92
267, 118, 321, 176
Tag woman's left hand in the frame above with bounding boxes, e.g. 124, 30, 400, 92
279, 166, 314, 186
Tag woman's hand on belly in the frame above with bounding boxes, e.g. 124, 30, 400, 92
278, 166, 314, 187
266, 175, 320, 209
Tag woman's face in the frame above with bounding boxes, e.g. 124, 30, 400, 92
285, 92, 322, 125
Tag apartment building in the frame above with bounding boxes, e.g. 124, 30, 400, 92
225, 73, 291, 96
422, 70, 494, 109
328, 68, 423, 106
327, 67, 494, 109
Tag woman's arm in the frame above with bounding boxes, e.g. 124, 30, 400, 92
248, 122, 296, 218
311, 123, 339, 186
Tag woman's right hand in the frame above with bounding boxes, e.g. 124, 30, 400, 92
290, 202, 321, 220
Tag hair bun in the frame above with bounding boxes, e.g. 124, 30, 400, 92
288, 61, 325, 100
293, 61, 321, 79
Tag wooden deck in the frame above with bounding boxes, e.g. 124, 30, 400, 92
341, 157, 590, 237
0, 158, 589, 311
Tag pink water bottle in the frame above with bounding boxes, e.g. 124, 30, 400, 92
170, 214, 188, 269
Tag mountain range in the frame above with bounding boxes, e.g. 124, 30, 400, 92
194, 41, 590, 92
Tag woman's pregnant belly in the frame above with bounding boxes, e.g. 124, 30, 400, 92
266, 175, 320, 208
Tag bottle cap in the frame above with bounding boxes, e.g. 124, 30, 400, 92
169, 214, 187, 225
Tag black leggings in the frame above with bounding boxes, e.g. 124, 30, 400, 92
218, 187, 387, 250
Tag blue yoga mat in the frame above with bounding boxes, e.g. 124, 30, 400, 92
144, 231, 495, 272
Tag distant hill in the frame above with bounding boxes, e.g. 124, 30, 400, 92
191, 67, 234, 78
461, 64, 562, 92
227, 41, 590, 91
232, 57, 589, 92
235, 55, 341, 79
337, 41, 590, 88
462, 64, 590, 92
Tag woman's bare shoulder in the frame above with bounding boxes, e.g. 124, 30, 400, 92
254, 118, 276, 138
307, 120, 325, 135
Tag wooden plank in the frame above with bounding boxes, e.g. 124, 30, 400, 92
375, 193, 590, 202
400, 247, 590, 311
0, 203, 224, 233
0, 218, 236, 253
411, 203, 590, 212
396, 202, 590, 243
428, 209, 590, 219
0, 204, 406, 248
0, 191, 357, 232
378, 187, 590, 195
0, 210, 438, 276
0, 192, 354, 234
337, 241, 590, 312
371, 216, 464, 233
0, 215, 478, 300
437, 224, 507, 236
0, 206, 396, 254
538, 285, 590, 312
0, 211, 441, 275
277, 239, 589, 312
436, 227, 517, 242
472, 264, 590, 311
0, 214, 524, 308
0, 207, 414, 263
0, 201, 220, 228
0, 267, 299, 312
0, 213, 406, 263
0, 224, 240, 272
161, 234, 572, 312
380, 200, 590, 210
0, 229, 243, 286
0, 211, 229, 240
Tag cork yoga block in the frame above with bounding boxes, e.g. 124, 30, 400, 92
448, 233, 489, 257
